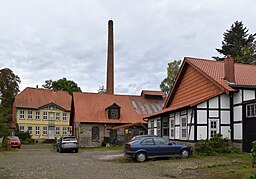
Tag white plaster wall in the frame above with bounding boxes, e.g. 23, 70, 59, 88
221, 126, 231, 139
197, 101, 207, 108
148, 120, 151, 128
221, 111, 230, 124
175, 112, 180, 125
197, 110, 207, 124
154, 119, 157, 127
234, 106, 242, 122
175, 126, 179, 139
154, 128, 157, 136
234, 123, 242, 140
197, 126, 207, 140
188, 126, 194, 140
243, 90, 255, 101
209, 110, 219, 118
220, 94, 230, 109
209, 96, 219, 108
233, 90, 242, 104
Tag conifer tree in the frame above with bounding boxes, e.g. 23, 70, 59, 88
215, 21, 256, 64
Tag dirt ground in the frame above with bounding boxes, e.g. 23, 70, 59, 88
0, 144, 255, 179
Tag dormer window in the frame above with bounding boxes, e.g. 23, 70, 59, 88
109, 108, 119, 119
106, 103, 120, 119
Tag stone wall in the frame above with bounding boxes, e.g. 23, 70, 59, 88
78, 123, 124, 147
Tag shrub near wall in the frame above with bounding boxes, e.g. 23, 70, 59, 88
195, 134, 241, 156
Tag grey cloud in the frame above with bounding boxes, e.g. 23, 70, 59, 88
0, 0, 256, 95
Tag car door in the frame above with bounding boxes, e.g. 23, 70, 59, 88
153, 137, 171, 156
139, 138, 156, 157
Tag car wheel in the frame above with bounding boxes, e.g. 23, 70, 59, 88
180, 149, 189, 158
136, 152, 147, 162
75, 149, 78, 153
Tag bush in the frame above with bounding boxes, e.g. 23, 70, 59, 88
195, 134, 241, 156
195, 140, 214, 156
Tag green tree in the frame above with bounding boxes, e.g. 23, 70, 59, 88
97, 85, 106, 94
42, 78, 82, 94
215, 21, 256, 64
0, 68, 20, 136
160, 60, 181, 96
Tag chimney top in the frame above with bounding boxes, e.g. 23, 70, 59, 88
224, 56, 235, 83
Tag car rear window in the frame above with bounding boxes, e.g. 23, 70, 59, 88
8, 136, 20, 140
63, 137, 77, 141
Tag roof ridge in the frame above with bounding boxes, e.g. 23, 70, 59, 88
186, 57, 256, 67
74, 91, 141, 97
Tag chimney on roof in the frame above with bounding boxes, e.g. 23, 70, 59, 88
224, 56, 235, 83
106, 20, 114, 94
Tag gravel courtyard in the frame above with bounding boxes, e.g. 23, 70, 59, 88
0, 144, 254, 179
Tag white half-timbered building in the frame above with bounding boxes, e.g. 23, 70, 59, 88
146, 57, 256, 152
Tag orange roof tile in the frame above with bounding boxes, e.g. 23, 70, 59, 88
186, 57, 256, 90
14, 87, 72, 111
73, 92, 165, 124
148, 57, 256, 118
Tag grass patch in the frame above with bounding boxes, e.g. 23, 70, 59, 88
80, 144, 124, 151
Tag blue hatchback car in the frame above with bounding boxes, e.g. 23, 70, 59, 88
124, 135, 192, 162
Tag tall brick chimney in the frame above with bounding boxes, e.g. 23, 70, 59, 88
224, 56, 235, 83
106, 20, 114, 94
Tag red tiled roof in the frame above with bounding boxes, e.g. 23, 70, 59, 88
73, 92, 165, 124
148, 57, 256, 118
14, 87, 72, 111
186, 57, 256, 90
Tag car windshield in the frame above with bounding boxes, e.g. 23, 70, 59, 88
63, 137, 76, 141
8, 136, 19, 140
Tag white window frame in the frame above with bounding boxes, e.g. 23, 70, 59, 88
36, 111, 40, 120
247, 103, 256, 117
19, 125, 24, 133
28, 110, 33, 120
43, 112, 48, 120
35, 126, 40, 135
56, 112, 60, 121
63, 127, 67, 135
63, 113, 67, 121
20, 110, 25, 119
55, 127, 60, 135
43, 126, 48, 135
28, 126, 32, 135
170, 117, 175, 139
149, 119, 154, 135
209, 119, 219, 138
180, 116, 187, 140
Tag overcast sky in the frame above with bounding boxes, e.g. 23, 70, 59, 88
0, 0, 256, 95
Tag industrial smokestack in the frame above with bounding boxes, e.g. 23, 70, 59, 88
106, 20, 114, 94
